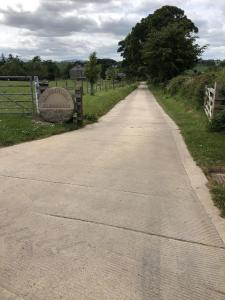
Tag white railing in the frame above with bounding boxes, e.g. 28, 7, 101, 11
204, 82, 225, 120
204, 82, 216, 120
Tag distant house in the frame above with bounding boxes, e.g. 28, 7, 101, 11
69, 65, 85, 80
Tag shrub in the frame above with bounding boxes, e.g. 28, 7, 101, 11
191, 73, 215, 106
166, 75, 189, 95
167, 72, 216, 106
209, 109, 225, 132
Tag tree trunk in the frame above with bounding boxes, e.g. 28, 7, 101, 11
91, 83, 94, 95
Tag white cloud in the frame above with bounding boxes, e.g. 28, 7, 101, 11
0, 0, 224, 60
1, 0, 40, 12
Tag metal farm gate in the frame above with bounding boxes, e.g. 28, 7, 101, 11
0, 76, 35, 115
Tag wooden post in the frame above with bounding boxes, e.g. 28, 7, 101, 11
34, 76, 40, 115
74, 82, 83, 126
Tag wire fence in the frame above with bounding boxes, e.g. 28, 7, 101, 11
0, 77, 131, 115
50, 79, 128, 94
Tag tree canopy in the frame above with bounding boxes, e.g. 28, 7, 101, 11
0, 54, 61, 79
118, 5, 205, 82
0, 53, 119, 82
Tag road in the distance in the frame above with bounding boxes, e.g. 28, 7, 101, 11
0, 83, 225, 299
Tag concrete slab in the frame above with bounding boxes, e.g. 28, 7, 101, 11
0, 84, 225, 299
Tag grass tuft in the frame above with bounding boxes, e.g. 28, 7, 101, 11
212, 183, 225, 217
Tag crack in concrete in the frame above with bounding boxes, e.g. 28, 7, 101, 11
39, 212, 225, 251
0, 174, 151, 197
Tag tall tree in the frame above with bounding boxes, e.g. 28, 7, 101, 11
118, 16, 151, 78
97, 58, 117, 79
0, 55, 26, 76
85, 52, 101, 95
0, 54, 6, 66
25, 56, 48, 79
118, 5, 205, 82
44, 60, 60, 80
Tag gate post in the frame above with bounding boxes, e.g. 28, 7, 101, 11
73, 84, 83, 126
34, 76, 40, 115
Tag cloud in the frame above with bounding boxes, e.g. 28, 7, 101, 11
0, 0, 224, 60
0, 2, 97, 37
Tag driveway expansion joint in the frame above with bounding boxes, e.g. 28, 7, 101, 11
0, 173, 156, 197
40, 212, 225, 251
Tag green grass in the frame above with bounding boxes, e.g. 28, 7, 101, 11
150, 84, 225, 216
0, 116, 75, 146
0, 84, 136, 147
212, 184, 225, 217
83, 84, 136, 122
150, 85, 225, 168
0, 79, 127, 115
0, 80, 34, 114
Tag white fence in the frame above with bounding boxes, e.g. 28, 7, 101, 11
204, 82, 225, 120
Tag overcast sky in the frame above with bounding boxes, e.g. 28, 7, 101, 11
0, 0, 224, 61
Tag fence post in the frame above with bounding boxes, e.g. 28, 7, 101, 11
73, 83, 83, 126
34, 76, 40, 115
30, 77, 36, 115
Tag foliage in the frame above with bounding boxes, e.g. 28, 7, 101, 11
166, 68, 225, 139
0, 53, 120, 82
167, 72, 216, 106
118, 15, 151, 78
209, 110, 225, 132
151, 84, 225, 168
0, 55, 26, 76
85, 52, 101, 95
106, 66, 119, 80
97, 58, 117, 79
212, 183, 225, 217
0, 54, 61, 80
118, 5, 204, 81
165, 70, 225, 131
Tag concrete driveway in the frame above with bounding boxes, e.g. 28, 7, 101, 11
0, 83, 225, 299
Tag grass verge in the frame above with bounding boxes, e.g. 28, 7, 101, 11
150, 84, 225, 217
83, 84, 136, 122
0, 84, 137, 147
211, 183, 225, 218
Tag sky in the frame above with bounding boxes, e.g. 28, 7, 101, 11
0, 0, 224, 61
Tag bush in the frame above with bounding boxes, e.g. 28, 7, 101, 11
166, 75, 189, 95
209, 109, 225, 132
167, 72, 216, 106
212, 183, 225, 217
192, 74, 215, 105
